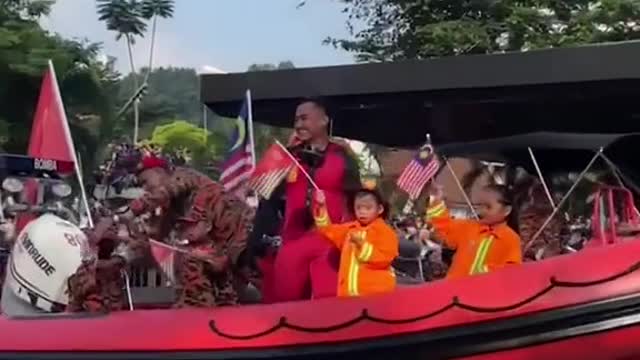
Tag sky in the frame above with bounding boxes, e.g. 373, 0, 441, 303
41, 0, 356, 74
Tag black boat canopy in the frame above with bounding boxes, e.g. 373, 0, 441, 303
202, 41, 640, 147
438, 132, 626, 158
436, 132, 640, 178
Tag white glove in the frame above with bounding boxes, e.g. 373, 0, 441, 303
112, 242, 135, 263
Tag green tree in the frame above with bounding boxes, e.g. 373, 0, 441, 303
116, 67, 201, 138
318, 0, 640, 61
149, 120, 222, 173
98, 0, 175, 144
97, 0, 147, 142
0, 0, 118, 172
247, 61, 296, 72
140, 0, 175, 82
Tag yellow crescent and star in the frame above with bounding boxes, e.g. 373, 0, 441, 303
229, 115, 247, 152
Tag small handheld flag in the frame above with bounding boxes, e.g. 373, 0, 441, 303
149, 239, 177, 285
247, 143, 296, 199
397, 142, 440, 200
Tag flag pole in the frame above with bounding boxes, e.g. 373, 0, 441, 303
48, 60, 94, 228
275, 140, 320, 191
202, 104, 208, 145
246, 89, 257, 170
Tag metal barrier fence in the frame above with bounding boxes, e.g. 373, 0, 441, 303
128, 266, 175, 306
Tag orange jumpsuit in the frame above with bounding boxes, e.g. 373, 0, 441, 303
315, 211, 398, 297
426, 201, 522, 279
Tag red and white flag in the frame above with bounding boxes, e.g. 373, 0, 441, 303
149, 239, 178, 285
397, 144, 440, 200
16, 60, 92, 232
247, 143, 295, 199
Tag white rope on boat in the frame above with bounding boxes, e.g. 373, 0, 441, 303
122, 269, 134, 311
528, 147, 556, 209
526, 148, 603, 252
444, 157, 479, 220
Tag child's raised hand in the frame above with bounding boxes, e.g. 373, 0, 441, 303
315, 189, 326, 205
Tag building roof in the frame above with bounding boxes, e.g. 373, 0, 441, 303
201, 41, 640, 147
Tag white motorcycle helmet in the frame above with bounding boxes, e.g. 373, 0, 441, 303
4, 213, 86, 313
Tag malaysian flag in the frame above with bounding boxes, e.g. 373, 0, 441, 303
248, 142, 295, 199
397, 144, 440, 200
220, 90, 255, 192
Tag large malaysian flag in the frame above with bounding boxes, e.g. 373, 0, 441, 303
219, 90, 255, 192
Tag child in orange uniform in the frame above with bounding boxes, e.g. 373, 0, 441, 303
426, 183, 522, 279
314, 188, 398, 297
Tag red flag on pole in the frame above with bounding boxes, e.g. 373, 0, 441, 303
15, 61, 93, 232
247, 143, 295, 199
27, 64, 74, 162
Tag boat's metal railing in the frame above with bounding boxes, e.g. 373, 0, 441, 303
127, 265, 175, 307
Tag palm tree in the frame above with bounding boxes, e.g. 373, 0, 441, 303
97, 0, 147, 143
140, 0, 174, 83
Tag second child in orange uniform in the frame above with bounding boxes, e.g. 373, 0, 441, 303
314, 188, 398, 297
426, 184, 522, 280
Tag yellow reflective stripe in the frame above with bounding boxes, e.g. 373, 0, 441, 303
348, 251, 360, 296
357, 242, 374, 262
427, 202, 446, 216
315, 213, 330, 227
469, 237, 493, 275
314, 208, 330, 227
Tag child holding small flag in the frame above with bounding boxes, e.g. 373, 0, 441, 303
313, 188, 398, 297
425, 183, 522, 279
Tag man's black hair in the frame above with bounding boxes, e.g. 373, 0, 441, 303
298, 97, 331, 117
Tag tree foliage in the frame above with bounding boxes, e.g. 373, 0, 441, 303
323, 0, 640, 61
247, 61, 296, 72
97, 0, 175, 143
116, 67, 201, 138
148, 120, 223, 173
0, 0, 118, 172
97, 0, 147, 41
140, 0, 174, 19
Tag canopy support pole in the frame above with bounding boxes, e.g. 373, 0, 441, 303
599, 153, 640, 217
599, 153, 640, 193
528, 147, 556, 209
525, 148, 603, 251
444, 156, 479, 220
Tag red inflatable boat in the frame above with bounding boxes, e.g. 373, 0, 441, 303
3, 133, 640, 359
1, 237, 640, 360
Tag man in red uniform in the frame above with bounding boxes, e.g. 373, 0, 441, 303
268, 98, 360, 302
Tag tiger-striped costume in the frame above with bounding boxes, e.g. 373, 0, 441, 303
131, 166, 251, 308
518, 183, 565, 261
66, 217, 149, 313
66, 258, 127, 312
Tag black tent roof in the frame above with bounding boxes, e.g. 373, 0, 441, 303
201, 41, 640, 147
438, 132, 626, 158
436, 132, 640, 177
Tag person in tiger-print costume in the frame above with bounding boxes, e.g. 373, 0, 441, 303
66, 214, 149, 312
122, 152, 252, 308
518, 180, 566, 261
